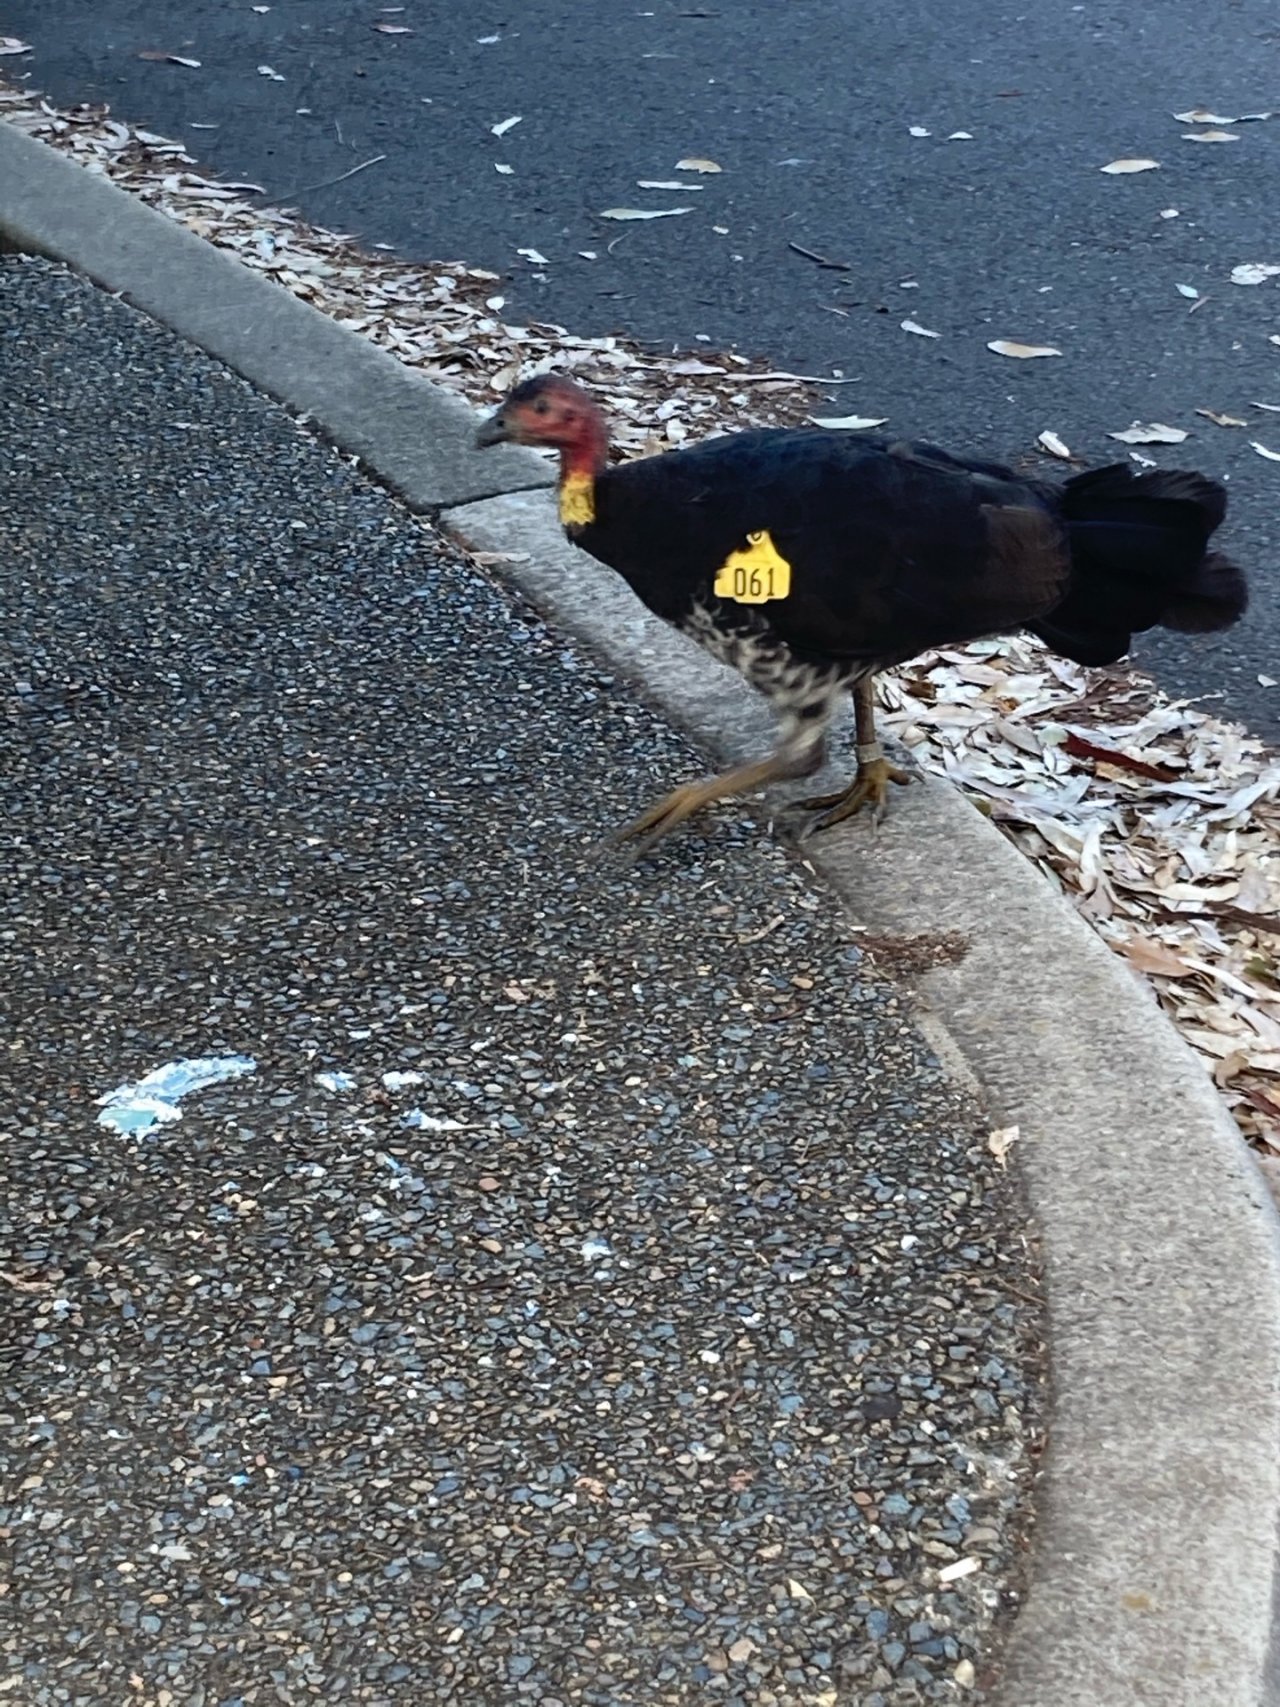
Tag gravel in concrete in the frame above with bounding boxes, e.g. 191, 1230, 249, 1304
0, 258, 1042, 1705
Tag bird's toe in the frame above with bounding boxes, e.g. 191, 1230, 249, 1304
609, 782, 705, 853
798, 758, 912, 832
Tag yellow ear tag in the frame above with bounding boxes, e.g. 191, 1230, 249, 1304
713, 530, 792, 603
558, 470, 597, 528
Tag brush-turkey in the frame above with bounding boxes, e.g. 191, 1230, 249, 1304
476, 375, 1247, 854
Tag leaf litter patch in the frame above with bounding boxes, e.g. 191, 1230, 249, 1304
3, 82, 1276, 1152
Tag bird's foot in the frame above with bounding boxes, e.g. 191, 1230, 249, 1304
795, 751, 911, 831
610, 780, 717, 858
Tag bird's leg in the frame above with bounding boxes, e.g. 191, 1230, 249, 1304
612, 729, 825, 857
796, 677, 911, 829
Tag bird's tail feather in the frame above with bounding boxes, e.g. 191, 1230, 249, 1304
1031, 464, 1247, 666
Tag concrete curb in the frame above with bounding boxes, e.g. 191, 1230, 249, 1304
5, 122, 1280, 1707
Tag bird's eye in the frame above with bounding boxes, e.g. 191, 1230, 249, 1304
533, 398, 550, 415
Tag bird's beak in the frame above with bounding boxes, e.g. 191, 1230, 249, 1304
475, 410, 511, 449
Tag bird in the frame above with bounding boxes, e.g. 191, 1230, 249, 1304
476, 374, 1247, 855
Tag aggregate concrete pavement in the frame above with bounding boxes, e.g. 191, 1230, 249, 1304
6, 0, 1280, 735
2, 257, 1043, 1704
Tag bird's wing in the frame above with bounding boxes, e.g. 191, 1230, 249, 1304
708, 437, 1070, 662
588, 433, 1071, 659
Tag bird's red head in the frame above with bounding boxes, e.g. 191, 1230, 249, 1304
475, 374, 608, 471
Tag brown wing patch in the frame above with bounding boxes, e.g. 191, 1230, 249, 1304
977, 504, 1071, 624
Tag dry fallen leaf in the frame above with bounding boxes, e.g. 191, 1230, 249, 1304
637, 179, 703, 190
490, 115, 522, 137
0, 36, 32, 54
515, 246, 549, 264
600, 206, 692, 220
987, 340, 1062, 359
139, 50, 202, 67
372, 21, 414, 32
1159, 208, 1180, 219
1195, 408, 1247, 428
1214, 1048, 1253, 1088
938, 1557, 983, 1583
675, 156, 722, 173
947, 130, 974, 140
1100, 158, 1160, 174
988, 1126, 1020, 1167
1231, 263, 1280, 286
257, 64, 284, 80
1173, 108, 1237, 125
494, 162, 513, 175
1121, 937, 1196, 977
901, 319, 941, 338
1036, 430, 1073, 460
1183, 128, 1239, 142
788, 241, 850, 270
908, 125, 931, 137
1250, 441, 1280, 462
1107, 421, 1188, 444
1252, 401, 1280, 411
1059, 730, 1180, 780
736, 371, 864, 383
810, 414, 889, 429
1175, 283, 1199, 299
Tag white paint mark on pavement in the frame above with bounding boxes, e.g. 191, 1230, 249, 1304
316, 1070, 357, 1092
382, 1070, 426, 1091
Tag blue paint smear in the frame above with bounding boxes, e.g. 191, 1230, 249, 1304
96, 1055, 257, 1136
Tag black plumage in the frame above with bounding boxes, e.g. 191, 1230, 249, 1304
574, 427, 1072, 657
477, 376, 1247, 852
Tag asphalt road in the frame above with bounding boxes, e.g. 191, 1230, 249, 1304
7, 0, 1280, 736
3, 255, 1040, 1703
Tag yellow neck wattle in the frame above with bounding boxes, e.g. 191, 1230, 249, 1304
558, 469, 597, 529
